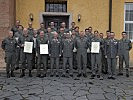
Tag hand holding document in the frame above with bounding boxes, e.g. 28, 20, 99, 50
40, 44, 49, 54
91, 42, 100, 53
24, 42, 33, 53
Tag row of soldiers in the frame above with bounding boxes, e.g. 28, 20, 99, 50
1, 20, 132, 79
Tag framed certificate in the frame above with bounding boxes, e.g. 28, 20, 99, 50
91, 42, 100, 53
24, 42, 33, 53
40, 44, 49, 54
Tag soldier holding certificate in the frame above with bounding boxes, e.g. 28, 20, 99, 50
49, 32, 62, 77
36, 31, 49, 78
90, 31, 104, 80
18, 28, 33, 77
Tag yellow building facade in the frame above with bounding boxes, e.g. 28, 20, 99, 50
16, 0, 133, 66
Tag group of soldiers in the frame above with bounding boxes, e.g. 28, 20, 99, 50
1, 20, 132, 80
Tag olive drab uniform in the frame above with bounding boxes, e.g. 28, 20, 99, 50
90, 37, 104, 78
14, 31, 22, 69
62, 38, 74, 76
28, 28, 34, 37
18, 35, 33, 77
105, 39, 119, 78
118, 38, 132, 76
75, 36, 89, 76
1, 37, 17, 77
48, 38, 62, 76
36, 35, 49, 77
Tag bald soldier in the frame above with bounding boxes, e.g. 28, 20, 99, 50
1, 31, 17, 78
48, 32, 62, 77
18, 28, 34, 77
118, 32, 132, 77
75, 31, 90, 77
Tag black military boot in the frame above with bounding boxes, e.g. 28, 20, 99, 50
11, 71, 15, 77
7, 71, 10, 78
29, 70, 32, 77
126, 69, 129, 77
20, 69, 25, 78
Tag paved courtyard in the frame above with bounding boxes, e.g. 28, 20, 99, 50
0, 70, 132, 100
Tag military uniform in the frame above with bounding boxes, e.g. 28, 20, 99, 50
90, 37, 104, 79
49, 38, 62, 77
75, 36, 89, 77
118, 38, 132, 76
102, 37, 109, 74
62, 38, 74, 77
18, 35, 33, 77
14, 31, 22, 69
11, 26, 19, 36
1, 37, 17, 77
105, 39, 118, 79
36, 35, 48, 77
28, 28, 34, 37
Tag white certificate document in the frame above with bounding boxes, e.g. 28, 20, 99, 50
40, 44, 48, 54
24, 42, 33, 53
91, 42, 100, 53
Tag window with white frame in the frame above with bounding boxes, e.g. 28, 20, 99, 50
124, 3, 133, 41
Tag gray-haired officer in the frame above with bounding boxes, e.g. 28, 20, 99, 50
75, 31, 89, 77
90, 31, 104, 80
36, 31, 48, 78
118, 32, 132, 77
48, 32, 62, 77
62, 33, 74, 77
105, 32, 119, 80
19, 28, 33, 77
1, 31, 17, 78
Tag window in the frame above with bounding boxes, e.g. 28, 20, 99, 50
45, 0, 67, 12
124, 3, 133, 41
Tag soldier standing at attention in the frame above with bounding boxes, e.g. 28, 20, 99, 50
90, 31, 104, 80
102, 30, 111, 74
118, 32, 132, 77
11, 20, 20, 36
32, 29, 38, 69
75, 31, 89, 78
49, 32, 62, 77
62, 33, 74, 77
37, 23, 46, 35
19, 28, 33, 77
27, 22, 34, 37
36, 31, 49, 78
1, 31, 17, 78
61, 22, 69, 33
105, 32, 119, 80
69, 22, 76, 32
50, 22, 57, 32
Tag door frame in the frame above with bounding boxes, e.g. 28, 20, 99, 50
39, 12, 72, 29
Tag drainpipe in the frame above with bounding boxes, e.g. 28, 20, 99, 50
109, 0, 112, 32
